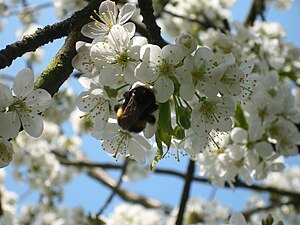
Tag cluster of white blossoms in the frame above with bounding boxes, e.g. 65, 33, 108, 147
192, 18, 300, 187
53, 0, 88, 18
156, 0, 236, 38
105, 203, 166, 225
12, 121, 82, 194
0, 68, 51, 168
0, 170, 18, 225
166, 198, 229, 225
104, 198, 251, 225
74, 0, 256, 166
1, 168, 87, 225
18, 204, 87, 225
16, 23, 45, 64
245, 193, 299, 225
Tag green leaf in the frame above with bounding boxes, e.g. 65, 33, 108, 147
234, 102, 248, 129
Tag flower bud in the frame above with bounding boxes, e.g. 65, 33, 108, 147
175, 33, 197, 55
0, 138, 14, 168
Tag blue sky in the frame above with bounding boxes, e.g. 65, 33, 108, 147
1, 0, 300, 218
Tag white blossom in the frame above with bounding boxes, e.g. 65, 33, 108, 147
135, 44, 187, 103
94, 122, 151, 164
0, 68, 51, 138
90, 24, 147, 86
54, 0, 87, 18
191, 97, 234, 136
106, 203, 165, 225
81, 0, 136, 39
16, 23, 44, 64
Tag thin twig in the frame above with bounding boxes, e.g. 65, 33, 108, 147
243, 199, 298, 220
175, 160, 195, 225
162, 9, 229, 33
57, 159, 300, 200
0, 0, 103, 70
55, 155, 171, 212
96, 160, 128, 216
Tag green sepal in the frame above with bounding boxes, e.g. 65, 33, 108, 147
278, 70, 297, 81
150, 134, 164, 170
86, 214, 106, 225
234, 102, 248, 129
104, 86, 118, 98
178, 107, 191, 129
157, 101, 173, 149
173, 124, 185, 140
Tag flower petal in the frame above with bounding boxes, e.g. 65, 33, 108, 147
229, 212, 247, 225
140, 44, 162, 64
0, 111, 20, 139
20, 113, 44, 138
72, 52, 94, 73
13, 68, 34, 98
0, 83, 13, 110
254, 141, 274, 157
81, 22, 108, 39
25, 89, 51, 113
117, 3, 136, 24
128, 138, 146, 164
153, 76, 174, 103
123, 22, 136, 38
194, 46, 212, 61
230, 127, 248, 144
99, 0, 117, 23
135, 62, 159, 83
162, 45, 184, 65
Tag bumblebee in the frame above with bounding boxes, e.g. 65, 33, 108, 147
114, 85, 158, 133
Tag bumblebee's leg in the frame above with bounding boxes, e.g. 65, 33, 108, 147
128, 120, 147, 133
149, 104, 158, 113
145, 114, 156, 125
114, 104, 122, 113
140, 103, 158, 124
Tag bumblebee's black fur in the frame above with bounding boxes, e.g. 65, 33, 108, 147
114, 86, 158, 133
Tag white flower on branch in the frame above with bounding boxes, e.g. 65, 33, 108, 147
191, 97, 234, 136
93, 122, 151, 164
135, 44, 187, 103
90, 24, 147, 86
0, 68, 51, 138
81, 0, 136, 39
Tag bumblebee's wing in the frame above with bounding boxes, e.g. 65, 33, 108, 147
118, 93, 142, 130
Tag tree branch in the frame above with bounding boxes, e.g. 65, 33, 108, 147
175, 160, 195, 225
57, 160, 300, 200
55, 155, 171, 212
244, 0, 266, 26
0, 0, 102, 70
96, 160, 128, 216
137, 0, 167, 47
